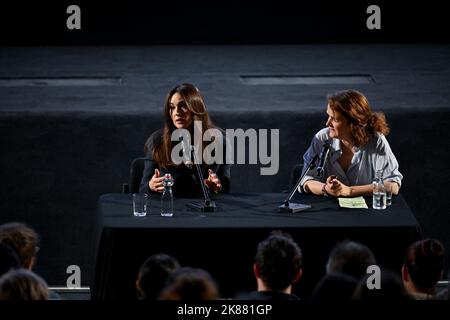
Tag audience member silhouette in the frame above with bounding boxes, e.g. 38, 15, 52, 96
0, 222, 60, 299
352, 270, 411, 300
159, 267, 219, 300
0, 269, 49, 300
250, 231, 303, 300
311, 272, 358, 301
402, 239, 445, 300
326, 240, 376, 280
0, 243, 20, 277
136, 253, 180, 300
0, 222, 39, 270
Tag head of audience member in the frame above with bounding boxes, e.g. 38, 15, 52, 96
0, 222, 39, 270
158, 267, 219, 300
327, 90, 389, 147
0, 243, 21, 276
0, 269, 49, 300
136, 253, 180, 300
326, 240, 376, 280
352, 270, 411, 300
311, 272, 358, 301
402, 239, 445, 298
254, 231, 303, 294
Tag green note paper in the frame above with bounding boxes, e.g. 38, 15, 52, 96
338, 196, 368, 209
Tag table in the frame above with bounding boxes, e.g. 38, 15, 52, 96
92, 193, 421, 300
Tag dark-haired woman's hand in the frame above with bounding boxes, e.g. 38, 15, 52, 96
204, 169, 222, 193
149, 169, 165, 193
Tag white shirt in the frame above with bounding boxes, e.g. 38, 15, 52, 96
299, 128, 403, 192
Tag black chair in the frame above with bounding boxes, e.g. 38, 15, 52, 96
281, 164, 304, 193
289, 164, 304, 190
123, 157, 145, 194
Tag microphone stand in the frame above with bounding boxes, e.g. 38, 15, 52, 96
186, 144, 217, 212
278, 154, 319, 213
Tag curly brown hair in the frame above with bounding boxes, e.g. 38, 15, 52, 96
0, 222, 39, 269
328, 90, 389, 147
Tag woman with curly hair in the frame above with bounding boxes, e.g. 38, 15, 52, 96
300, 90, 402, 197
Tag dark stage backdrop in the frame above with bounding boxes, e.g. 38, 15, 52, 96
0, 1, 449, 45
1, 0, 449, 292
1, 110, 449, 286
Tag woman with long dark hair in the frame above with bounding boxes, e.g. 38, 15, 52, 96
139, 83, 230, 196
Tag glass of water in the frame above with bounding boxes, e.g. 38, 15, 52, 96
133, 193, 148, 217
385, 184, 393, 206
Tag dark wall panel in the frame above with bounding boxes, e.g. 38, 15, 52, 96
0, 109, 449, 286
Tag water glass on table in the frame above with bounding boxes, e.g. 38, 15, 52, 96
385, 184, 393, 206
133, 193, 148, 217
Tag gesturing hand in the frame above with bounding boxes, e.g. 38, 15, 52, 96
204, 169, 222, 193
149, 169, 165, 193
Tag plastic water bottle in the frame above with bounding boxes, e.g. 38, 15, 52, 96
372, 170, 386, 210
161, 173, 174, 217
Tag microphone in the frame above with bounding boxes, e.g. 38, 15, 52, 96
316, 141, 331, 177
185, 143, 217, 213
179, 136, 193, 169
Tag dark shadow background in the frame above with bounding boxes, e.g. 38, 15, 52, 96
0, 1, 449, 45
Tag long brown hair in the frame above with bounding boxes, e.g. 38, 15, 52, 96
152, 83, 214, 168
328, 90, 389, 147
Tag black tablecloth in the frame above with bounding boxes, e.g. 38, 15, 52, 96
92, 193, 421, 300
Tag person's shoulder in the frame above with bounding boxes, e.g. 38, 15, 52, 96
210, 126, 225, 134
209, 126, 228, 142
372, 132, 390, 151
144, 129, 163, 152
314, 128, 331, 142
149, 128, 163, 139
147, 129, 163, 144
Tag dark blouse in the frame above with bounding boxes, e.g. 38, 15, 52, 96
139, 129, 231, 197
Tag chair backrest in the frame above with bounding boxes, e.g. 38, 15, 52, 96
129, 157, 146, 194
289, 164, 304, 190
